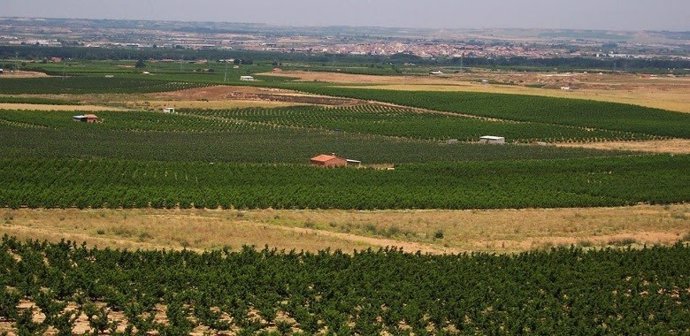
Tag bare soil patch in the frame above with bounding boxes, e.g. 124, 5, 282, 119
1, 204, 688, 254
0, 70, 51, 78
128, 99, 306, 110
555, 139, 690, 154
151, 85, 360, 106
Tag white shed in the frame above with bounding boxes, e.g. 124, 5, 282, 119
479, 136, 506, 144
346, 159, 362, 167
240, 75, 255, 81
163, 107, 175, 113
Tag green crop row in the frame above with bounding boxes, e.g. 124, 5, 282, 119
2, 107, 655, 143
0, 155, 687, 209
0, 96, 79, 105
183, 105, 656, 142
294, 86, 690, 138
0, 77, 207, 94
0, 110, 625, 164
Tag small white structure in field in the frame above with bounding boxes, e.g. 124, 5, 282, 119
142, 71, 151, 75
346, 159, 362, 167
0, 68, 4, 75
163, 107, 175, 113
104, 75, 114, 78
72, 114, 99, 123
240, 75, 255, 81
430, 70, 444, 76
479, 136, 506, 144
560, 86, 571, 91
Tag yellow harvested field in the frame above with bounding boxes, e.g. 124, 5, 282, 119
2, 204, 688, 254
555, 139, 690, 154
0, 103, 128, 111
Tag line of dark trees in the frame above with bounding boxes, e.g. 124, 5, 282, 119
1, 45, 689, 71
0, 45, 373, 63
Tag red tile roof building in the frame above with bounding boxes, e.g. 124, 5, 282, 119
310, 154, 348, 168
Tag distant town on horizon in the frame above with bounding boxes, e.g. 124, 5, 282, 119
1, 17, 688, 61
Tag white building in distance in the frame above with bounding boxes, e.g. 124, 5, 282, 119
479, 136, 506, 144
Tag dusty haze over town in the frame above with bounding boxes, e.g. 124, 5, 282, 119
4, 0, 690, 31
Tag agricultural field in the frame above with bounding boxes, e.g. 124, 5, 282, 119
1, 57, 690, 335
262, 69, 690, 113
185, 105, 656, 142
1, 237, 690, 335
1, 155, 688, 210
0, 77, 207, 95
296, 87, 690, 139
1, 109, 627, 165
0, 60, 688, 211
0, 61, 689, 210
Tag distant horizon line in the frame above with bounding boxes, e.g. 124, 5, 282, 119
2, 16, 689, 34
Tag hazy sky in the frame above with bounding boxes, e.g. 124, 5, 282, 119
4, 0, 690, 31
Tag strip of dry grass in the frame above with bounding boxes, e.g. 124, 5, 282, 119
555, 139, 690, 154
2, 204, 688, 254
0, 208, 434, 253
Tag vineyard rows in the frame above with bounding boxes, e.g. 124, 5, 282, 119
0, 96, 78, 105
1, 237, 689, 335
183, 105, 656, 143
1, 107, 654, 143
298, 86, 690, 139
0, 155, 687, 209
0, 110, 624, 164
0, 110, 244, 133
0, 77, 207, 94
